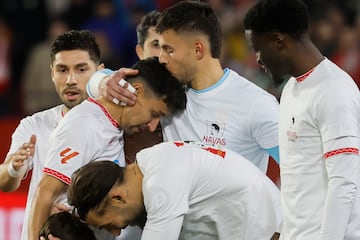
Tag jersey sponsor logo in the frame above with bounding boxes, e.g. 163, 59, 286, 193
60, 148, 79, 164
203, 121, 226, 145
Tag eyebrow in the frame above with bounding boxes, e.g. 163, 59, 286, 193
55, 63, 89, 68
160, 44, 173, 51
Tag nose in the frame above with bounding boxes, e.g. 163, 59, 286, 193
147, 118, 160, 132
109, 228, 121, 236
66, 71, 78, 85
256, 55, 264, 66
158, 50, 168, 64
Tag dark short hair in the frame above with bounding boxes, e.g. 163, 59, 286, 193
136, 10, 161, 46
68, 161, 124, 220
50, 30, 101, 64
126, 57, 187, 114
156, 1, 222, 58
39, 211, 96, 240
243, 0, 310, 38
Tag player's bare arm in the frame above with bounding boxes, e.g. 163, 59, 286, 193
0, 134, 36, 192
28, 175, 67, 240
100, 67, 138, 106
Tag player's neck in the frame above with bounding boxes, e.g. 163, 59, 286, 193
96, 96, 124, 125
190, 59, 224, 90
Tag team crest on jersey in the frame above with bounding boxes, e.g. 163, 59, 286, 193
202, 121, 226, 145
287, 116, 298, 142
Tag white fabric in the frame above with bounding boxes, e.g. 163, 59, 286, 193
6, 105, 64, 240
279, 58, 360, 240
43, 98, 133, 240
161, 68, 279, 172
44, 98, 125, 183
137, 141, 282, 240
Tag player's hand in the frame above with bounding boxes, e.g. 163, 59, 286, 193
40, 234, 61, 240
100, 67, 138, 106
50, 203, 71, 215
10, 135, 36, 171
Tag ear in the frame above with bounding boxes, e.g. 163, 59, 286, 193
109, 186, 127, 206
272, 32, 286, 50
135, 44, 144, 60
97, 63, 105, 70
194, 41, 204, 60
131, 82, 145, 96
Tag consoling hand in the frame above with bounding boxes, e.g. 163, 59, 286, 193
100, 67, 138, 106
39, 234, 61, 240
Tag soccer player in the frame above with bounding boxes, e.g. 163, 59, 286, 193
28, 57, 187, 240
243, 0, 360, 239
123, 10, 163, 163
87, 1, 280, 172
0, 30, 105, 240
39, 211, 96, 240
135, 10, 161, 61
68, 141, 281, 240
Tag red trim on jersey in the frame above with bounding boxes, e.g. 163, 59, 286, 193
295, 68, 314, 82
87, 98, 120, 128
43, 167, 71, 185
173, 142, 184, 147
324, 148, 359, 158
202, 147, 226, 158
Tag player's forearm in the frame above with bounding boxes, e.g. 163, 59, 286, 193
28, 190, 54, 240
87, 69, 114, 98
320, 154, 359, 239
0, 157, 23, 192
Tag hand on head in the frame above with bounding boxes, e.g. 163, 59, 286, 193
101, 68, 138, 106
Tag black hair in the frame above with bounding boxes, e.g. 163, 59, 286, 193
68, 161, 124, 220
136, 10, 161, 46
243, 0, 310, 38
211, 123, 220, 131
156, 0, 222, 58
126, 56, 187, 114
39, 211, 96, 240
50, 30, 101, 64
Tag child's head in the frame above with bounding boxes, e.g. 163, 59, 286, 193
39, 211, 96, 240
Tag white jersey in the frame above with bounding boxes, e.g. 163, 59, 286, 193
44, 98, 125, 184
137, 141, 281, 240
161, 68, 279, 172
279, 58, 360, 239
43, 98, 125, 240
7, 105, 64, 240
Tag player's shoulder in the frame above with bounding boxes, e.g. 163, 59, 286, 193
227, 68, 278, 100
20, 105, 63, 128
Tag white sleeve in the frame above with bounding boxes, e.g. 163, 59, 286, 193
44, 116, 103, 184
249, 92, 279, 149
320, 136, 360, 240
86, 69, 114, 98
141, 216, 184, 240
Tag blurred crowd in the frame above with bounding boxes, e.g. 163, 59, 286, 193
0, 0, 359, 117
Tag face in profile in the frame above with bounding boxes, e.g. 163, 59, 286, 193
158, 30, 197, 85
245, 30, 288, 83
120, 83, 168, 134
